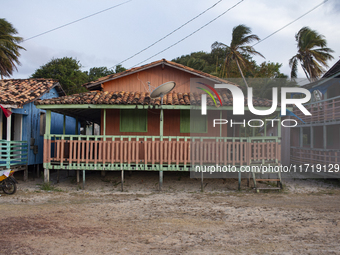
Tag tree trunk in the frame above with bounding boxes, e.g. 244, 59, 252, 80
235, 58, 248, 88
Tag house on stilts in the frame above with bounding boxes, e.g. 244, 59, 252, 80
0, 79, 79, 179
290, 59, 340, 170
35, 59, 283, 191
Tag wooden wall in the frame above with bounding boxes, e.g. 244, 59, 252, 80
103, 65, 202, 93
102, 109, 228, 137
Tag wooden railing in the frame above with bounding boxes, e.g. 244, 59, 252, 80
293, 95, 340, 123
291, 147, 340, 165
0, 140, 28, 169
43, 135, 280, 171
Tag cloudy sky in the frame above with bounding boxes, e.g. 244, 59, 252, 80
2, 0, 340, 81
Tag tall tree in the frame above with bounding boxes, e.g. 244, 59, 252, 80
212, 24, 264, 87
289, 26, 334, 82
31, 57, 88, 95
0, 18, 25, 79
86, 65, 126, 82
86, 67, 115, 82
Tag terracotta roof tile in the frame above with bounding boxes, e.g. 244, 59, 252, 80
0, 78, 63, 106
35, 90, 276, 107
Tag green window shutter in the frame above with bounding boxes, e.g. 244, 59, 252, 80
180, 110, 190, 133
180, 110, 207, 133
120, 109, 147, 132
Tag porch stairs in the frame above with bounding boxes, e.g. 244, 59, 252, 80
248, 171, 283, 192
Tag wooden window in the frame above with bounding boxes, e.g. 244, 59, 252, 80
120, 109, 147, 132
40, 112, 46, 136
180, 110, 207, 133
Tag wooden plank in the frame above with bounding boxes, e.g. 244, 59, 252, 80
120, 140, 123, 164
160, 140, 163, 165
184, 141, 187, 165
82, 140, 85, 162
85, 140, 90, 164
69, 140, 73, 164
98, 139, 102, 162
89, 141, 93, 162
94, 140, 98, 164
136, 140, 139, 165
60, 139, 65, 164
124, 141, 127, 163
77, 140, 81, 165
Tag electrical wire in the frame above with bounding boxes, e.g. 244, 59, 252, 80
23, 0, 132, 42
252, 0, 329, 47
131, 0, 244, 67
110, 0, 225, 69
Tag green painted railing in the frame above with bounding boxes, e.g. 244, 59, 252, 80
0, 140, 29, 169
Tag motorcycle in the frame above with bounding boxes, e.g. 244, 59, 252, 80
0, 170, 18, 195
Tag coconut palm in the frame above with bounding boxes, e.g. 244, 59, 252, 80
289, 27, 334, 82
0, 18, 25, 79
211, 24, 264, 87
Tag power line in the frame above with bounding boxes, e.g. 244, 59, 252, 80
23, 0, 132, 42
110, 0, 224, 69
252, 0, 329, 47
132, 0, 245, 67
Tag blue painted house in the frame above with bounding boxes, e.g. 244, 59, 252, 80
0, 79, 79, 179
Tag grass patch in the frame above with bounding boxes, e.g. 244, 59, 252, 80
37, 182, 63, 192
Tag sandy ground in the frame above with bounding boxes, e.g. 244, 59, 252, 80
0, 170, 340, 254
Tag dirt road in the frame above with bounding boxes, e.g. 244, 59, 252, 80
0, 172, 340, 254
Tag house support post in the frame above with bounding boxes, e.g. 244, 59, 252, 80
44, 110, 51, 183
44, 168, 49, 183
82, 170, 85, 190
57, 170, 60, 183
77, 170, 79, 185
158, 171, 163, 191
238, 171, 241, 191
201, 170, 204, 192
24, 167, 28, 182
6, 113, 11, 141
121, 168, 124, 192
159, 107, 164, 191
102, 110, 107, 179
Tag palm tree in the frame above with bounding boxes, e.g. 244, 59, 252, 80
289, 27, 334, 82
211, 24, 264, 87
0, 18, 25, 79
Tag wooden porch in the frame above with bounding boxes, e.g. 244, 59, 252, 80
43, 135, 281, 171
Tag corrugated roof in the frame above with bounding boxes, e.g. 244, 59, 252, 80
0, 78, 64, 106
35, 90, 275, 107
83, 59, 237, 90
322, 59, 340, 78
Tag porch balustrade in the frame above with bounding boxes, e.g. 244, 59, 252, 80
43, 135, 281, 171
0, 140, 28, 169
293, 95, 340, 123
291, 147, 340, 166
